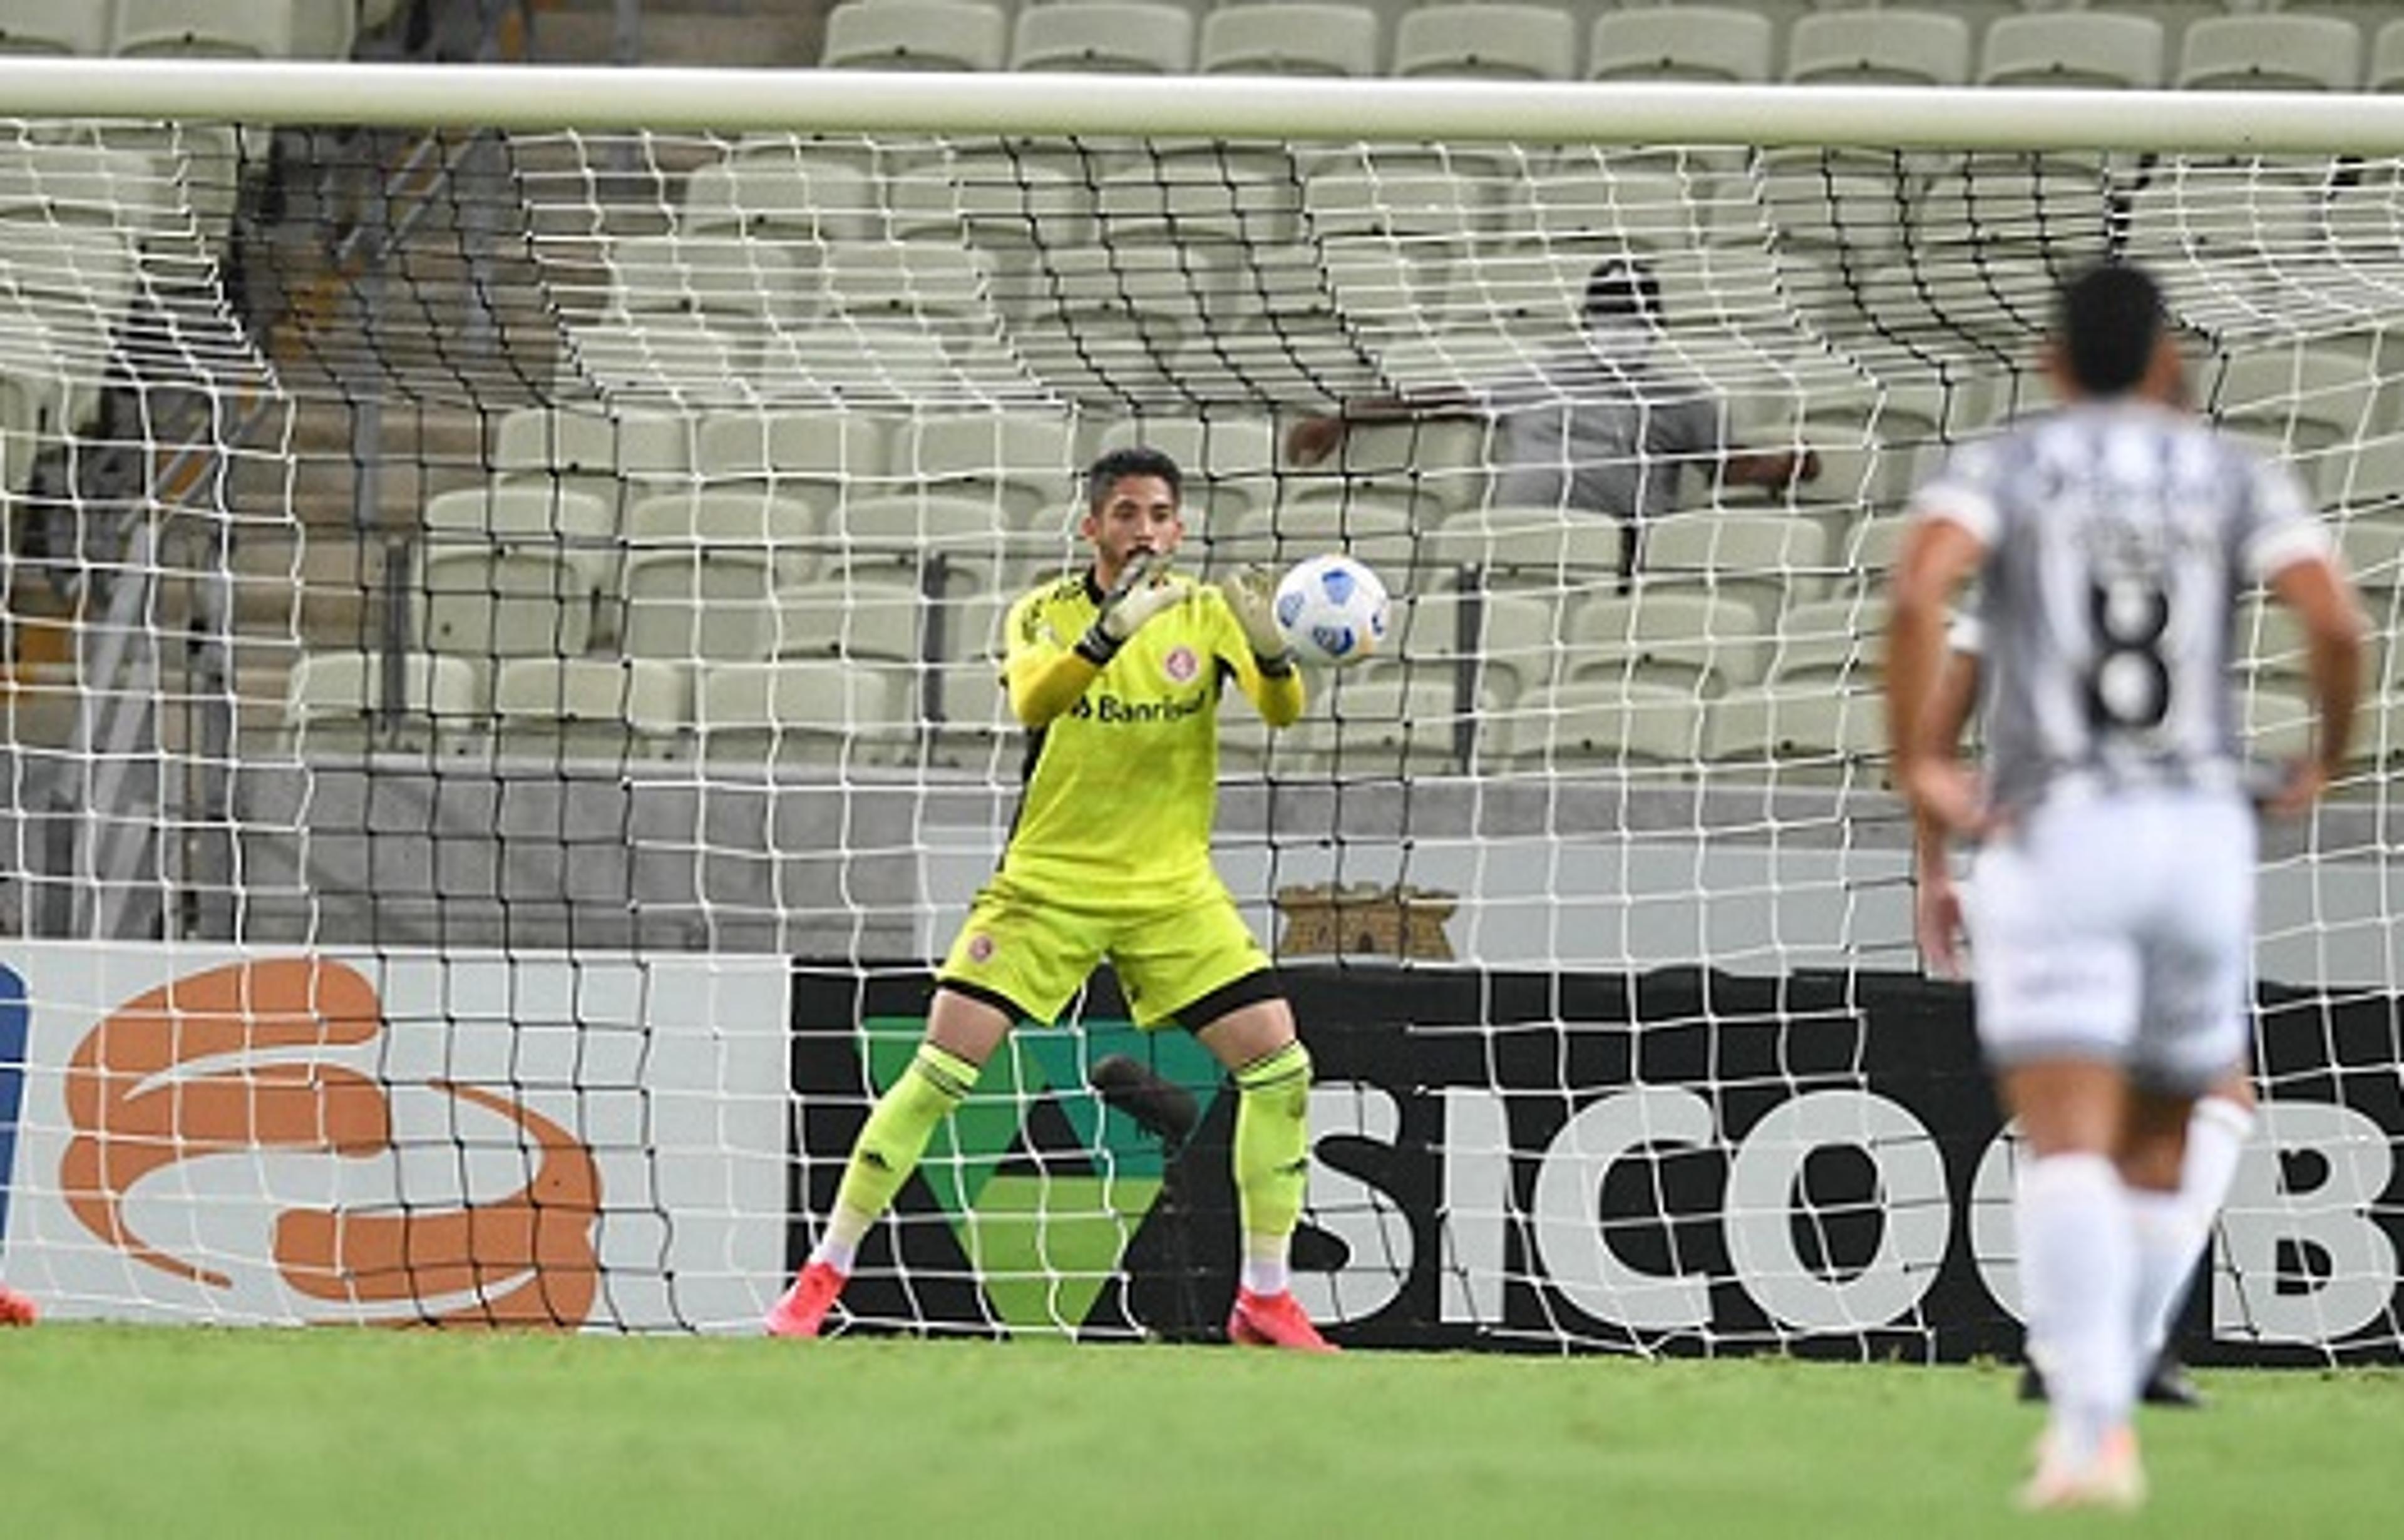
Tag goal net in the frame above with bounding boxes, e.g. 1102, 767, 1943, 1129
0, 63, 2395, 1357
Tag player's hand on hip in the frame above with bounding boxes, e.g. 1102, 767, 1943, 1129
1077, 550, 1181, 662
2255, 755, 2331, 819
1898, 755, 1990, 840
1284, 415, 1343, 466
1219, 564, 1293, 667
1914, 868, 1969, 981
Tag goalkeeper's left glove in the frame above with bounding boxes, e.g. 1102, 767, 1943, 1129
1220, 565, 1295, 674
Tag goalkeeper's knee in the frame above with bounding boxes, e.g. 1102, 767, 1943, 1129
1233, 1040, 1312, 1239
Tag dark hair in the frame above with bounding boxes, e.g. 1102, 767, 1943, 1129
2057, 263, 2164, 396
1086, 445, 1183, 511
1582, 258, 1662, 330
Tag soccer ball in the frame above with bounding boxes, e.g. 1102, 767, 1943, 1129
1273, 554, 1390, 667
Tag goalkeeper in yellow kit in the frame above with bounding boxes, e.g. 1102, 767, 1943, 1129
768, 446, 1335, 1350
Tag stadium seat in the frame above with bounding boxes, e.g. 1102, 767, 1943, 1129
603, 234, 816, 327
2177, 15, 2361, 93
890, 148, 1096, 249
567, 313, 757, 404
111, 0, 295, 57
821, 240, 996, 343
490, 406, 691, 515
1390, 4, 1577, 82
1784, 9, 1973, 87
1231, 500, 1419, 583
1638, 510, 1831, 627
1285, 416, 1491, 519
1493, 160, 1710, 255
1568, 588, 1772, 694
1010, 3, 1196, 73
491, 657, 687, 764
698, 659, 917, 766
2375, 19, 2404, 93
1092, 143, 1305, 246
622, 549, 783, 664
1303, 162, 1491, 244
1198, 3, 1380, 77
2207, 346, 2382, 457
1765, 594, 1886, 689
1278, 669, 1466, 773
831, 491, 1017, 593
1587, 6, 1774, 84
694, 409, 893, 521
893, 411, 1081, 530
620, 489, 827, 664
766, 578, 929, 664
1387, 587, 1565, 704
284, 652, 481, 757
417, 486, 617, 660
1978, 11, 2164, 90
1494, 680, 1707, 768
0, 1, 108, 54
927, 658, 1017, 766
287, 0, 354, 59
1095, 413, 1282, 526
2334, 434, 2404, 518
681, 156, 883, 244
821, 0, 1009, 71
1702, 681, 1886, 774
751, 326, 1018, 406
2238, 680, 2313, 761
1423, 506, 1626, 593
0, 143, 170, 237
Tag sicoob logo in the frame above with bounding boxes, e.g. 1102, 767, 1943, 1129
60, 958, 601, 1326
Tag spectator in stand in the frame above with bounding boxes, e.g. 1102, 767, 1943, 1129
1285, 258, 1819, 577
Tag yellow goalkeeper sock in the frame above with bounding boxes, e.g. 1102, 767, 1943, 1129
1232, 1040, 1313, 1283
817, 1043, 980, 1270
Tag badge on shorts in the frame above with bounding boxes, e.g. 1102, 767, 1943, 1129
1164, 645, 1198, 684
967, 933, 995, 963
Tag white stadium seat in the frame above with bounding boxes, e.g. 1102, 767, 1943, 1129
2178, 15, 2361, 93
1784, 8, 1973, 88
1392, 4, 1577, 83
1010, 3, 1196, 74
1198, 3, 1380, 78
1588, 7, 1774, 85
821, 0, 1009, 71
0, 0, 108, 54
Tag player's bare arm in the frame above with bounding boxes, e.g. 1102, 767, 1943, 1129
1884, 515, 1990, 839
1911, 647, 1980, 980
1283, 389, 1480, 466
2260, 552, 2366, 817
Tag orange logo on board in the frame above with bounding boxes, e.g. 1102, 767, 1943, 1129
59, 958, 602, 1327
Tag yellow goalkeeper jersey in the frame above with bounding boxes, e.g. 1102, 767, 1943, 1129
995, 568, 1302, 906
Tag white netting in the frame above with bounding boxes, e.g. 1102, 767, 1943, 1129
0, 68, 2393, 1354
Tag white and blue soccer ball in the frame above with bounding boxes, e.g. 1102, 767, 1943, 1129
1273, 553, 1390, 668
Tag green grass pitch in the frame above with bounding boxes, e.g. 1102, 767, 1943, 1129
3, 1325, 2395, 1537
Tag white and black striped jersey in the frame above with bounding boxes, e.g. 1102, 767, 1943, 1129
1908, 398, 2328, 812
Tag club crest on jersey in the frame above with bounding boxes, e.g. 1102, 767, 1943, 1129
967, 933, 996, 963
1163, 645, 1198, 684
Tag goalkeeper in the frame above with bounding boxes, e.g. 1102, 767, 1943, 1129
768, 446, 1335, 1350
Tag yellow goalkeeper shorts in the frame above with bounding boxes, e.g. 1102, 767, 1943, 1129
937, 873, 1271, 1029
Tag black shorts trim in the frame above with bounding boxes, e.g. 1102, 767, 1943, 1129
935, 977, 1035, 1025
1164, 968, 1285, 1034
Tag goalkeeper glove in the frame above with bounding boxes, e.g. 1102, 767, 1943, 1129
1076, 550, 1182, 664
1219, 564, 1294, 673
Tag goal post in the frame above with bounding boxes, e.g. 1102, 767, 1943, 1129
0, 58, 2396, 1356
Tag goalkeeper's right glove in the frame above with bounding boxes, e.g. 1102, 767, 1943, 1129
1076, 550, 1182, 664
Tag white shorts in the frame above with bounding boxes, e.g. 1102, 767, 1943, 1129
1967, 786, 2255, 1093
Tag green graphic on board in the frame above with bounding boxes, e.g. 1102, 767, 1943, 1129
860, 1016, 1223, 1332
